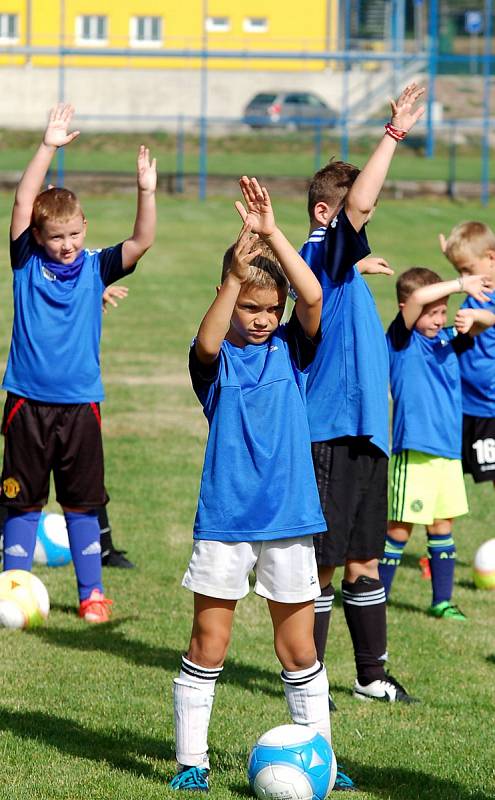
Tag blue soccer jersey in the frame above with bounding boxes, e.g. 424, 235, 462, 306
189, 312, 326, 542
300, 213, 389, 455
457, 293, 495, 417
2, 228, 134, 403
387, 312, 474, 459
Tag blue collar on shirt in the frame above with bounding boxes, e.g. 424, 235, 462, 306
41, 250, 85, 281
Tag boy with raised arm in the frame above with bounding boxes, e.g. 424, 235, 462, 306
0, 104, 156, 621
300, 85, 424, 711
169, 177, 331, 792
440, 222, 495, 488
380, 268, 494, 617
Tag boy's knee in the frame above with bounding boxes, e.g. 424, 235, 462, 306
188, 633, 230, 669
275, 640, 317, 672
344, 558, 379, 583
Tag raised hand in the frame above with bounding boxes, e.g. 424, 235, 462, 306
358, 256, 394, 276
229, 222, 262, 284
390, 83, 425, 133
235, 176, 276, 238
43, 104, 80, 148
137, 145, 157, 193
462, 273, 492, 302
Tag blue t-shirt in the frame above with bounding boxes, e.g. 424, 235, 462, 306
300, 213, 389, 455
2, 228, 134, 403
189, 312, 326, 542
457, 292, 495, 417
387, 312, 474, 459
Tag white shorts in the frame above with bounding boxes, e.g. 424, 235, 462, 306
182, 536, 320, 603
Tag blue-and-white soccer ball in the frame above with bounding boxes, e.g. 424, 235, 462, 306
33, 513, 72, 567
248, 724, 337, 800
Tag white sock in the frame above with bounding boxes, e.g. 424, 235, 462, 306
173, 656, 223, 769
281, 661, 331, 745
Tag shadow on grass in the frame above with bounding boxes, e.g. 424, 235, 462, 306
232, 761, 493, 800
0, 706, 173, 780
29, 623, 282, 697
486, 653, 495, 665
0, 706, 247, 782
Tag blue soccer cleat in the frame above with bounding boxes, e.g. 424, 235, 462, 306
334, 764, 358, 792
169, 765, 209, 792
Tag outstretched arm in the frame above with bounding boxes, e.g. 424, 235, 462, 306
195, 222, 262, 363
122, 145, 157, 271
345, 84, 425, 232
357, 255, 394, 276
11, 104, 80, 240
236, 176, 322, 338
402, 274, 491, 330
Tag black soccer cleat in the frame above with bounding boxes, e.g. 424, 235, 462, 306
353, 672, 419, 703
101, 547, 135, 568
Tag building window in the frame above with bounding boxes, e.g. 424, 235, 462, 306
0, 13, 18, 42
76, 15, 108, 45
130, 16, 162, 47
243, 17, 268, 33
205, 16, 230, 33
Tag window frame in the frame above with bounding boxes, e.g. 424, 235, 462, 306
129, 15, 163, 48
75, 15, 108, 47
0, 12, 19, 43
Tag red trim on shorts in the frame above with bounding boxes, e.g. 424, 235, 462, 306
3, 397, 26, 434
90, 402, 102, 428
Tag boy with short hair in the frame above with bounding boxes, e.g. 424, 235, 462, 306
1, 103, 156, 621
380, 267, 494, 617
301, 85, 424, 705
440, 222, 495, 486
170, 177, 330, 792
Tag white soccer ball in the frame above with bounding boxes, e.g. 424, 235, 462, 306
473, 538, 495, 590
248, 724, 337, 800
33, 512, 72, 567
0, 569, 50, 629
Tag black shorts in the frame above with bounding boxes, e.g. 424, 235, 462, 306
312, 436, 388, 567
0, 393, 108, 509
462, 414, 495, 483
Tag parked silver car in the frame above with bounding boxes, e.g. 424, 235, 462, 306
243, 90, 337, 129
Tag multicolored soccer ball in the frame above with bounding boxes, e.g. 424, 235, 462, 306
248, 724, 337, 800
473, 538, 495, 590
33, 512, 72, 567
0, 569, 50, 629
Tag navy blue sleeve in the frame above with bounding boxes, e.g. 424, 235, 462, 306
189, 343, 220, 402
10, 228, 36, 270
286, 309, 321, 371
324, 209, 371, 283
387, 311, 412, 351
450, 331, 475, 356
99, 243, 136, 287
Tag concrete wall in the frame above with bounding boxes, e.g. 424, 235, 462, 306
0, 65, 392, 130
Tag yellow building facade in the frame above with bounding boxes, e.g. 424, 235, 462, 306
0, 0, 339, 70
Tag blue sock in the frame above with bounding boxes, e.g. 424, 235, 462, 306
427, 532, 456, 606
64, 512, 103, 601
379, 535, 407, 598
2, 511, 41, 571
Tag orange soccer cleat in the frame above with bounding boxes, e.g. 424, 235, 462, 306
419, 556, 431, 580
78, 589, 113, 623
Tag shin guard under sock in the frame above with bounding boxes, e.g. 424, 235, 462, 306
2, 510, 40, 571
64, 511, 103, 601
379, 536, 407, 598
281, 661, 331, 745
427, 532, 456, 606
173, 655, 223, 769
342, 576, 387, 685
313, 583, 334, 664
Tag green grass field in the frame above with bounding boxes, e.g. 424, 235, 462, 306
0, 129, 489, 183
0, 192, 494, 800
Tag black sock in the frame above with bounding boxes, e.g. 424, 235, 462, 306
342, 576, 387, 685
313, 583, 334, 664
97, 506, 113, 554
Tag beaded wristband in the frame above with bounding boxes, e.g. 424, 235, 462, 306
384, 122, 407, 141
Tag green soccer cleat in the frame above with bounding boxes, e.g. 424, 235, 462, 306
428, 601, 466, 620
